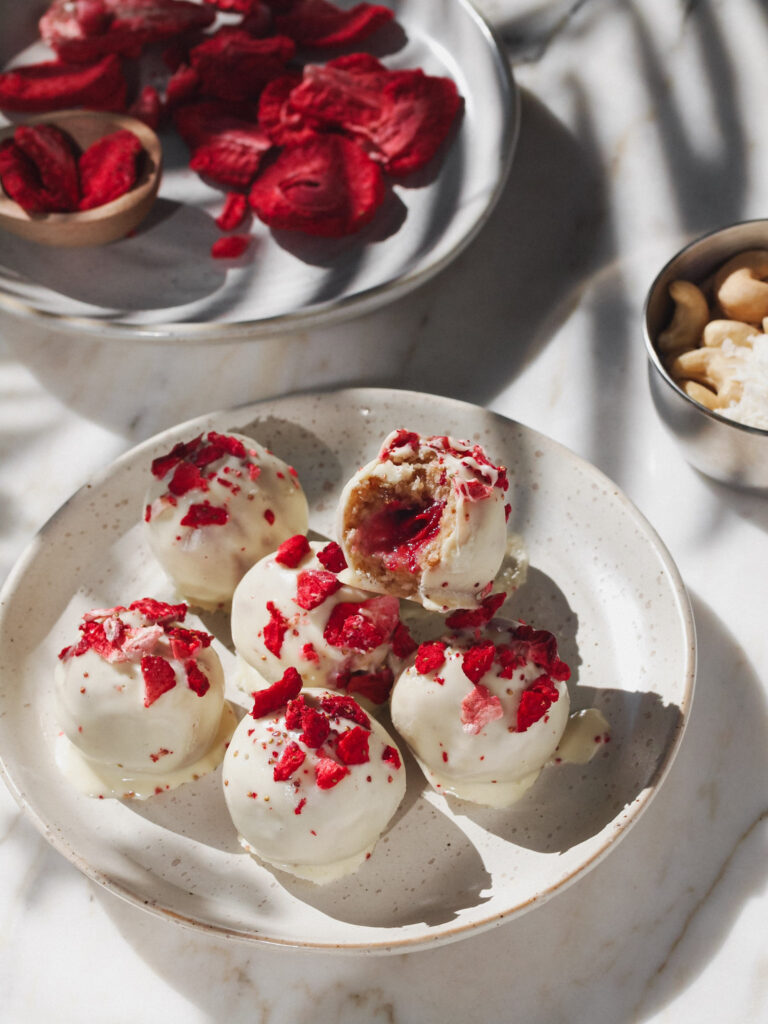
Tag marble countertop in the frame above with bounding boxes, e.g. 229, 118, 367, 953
1, 0, 766, 1021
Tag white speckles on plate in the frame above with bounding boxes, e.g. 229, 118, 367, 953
0, 388, 694, 952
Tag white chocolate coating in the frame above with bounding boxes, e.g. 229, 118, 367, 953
55, 602, 232, 798
223, 689, 406, 882
144, 431, 309, 608
390, 618, 571, 807
231, 540, 403, 702
336, 430, 509, 612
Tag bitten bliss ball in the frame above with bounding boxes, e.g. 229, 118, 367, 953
144, 430, 309, 608
231, 535, 416, 706
54, 599, 235, 799
336, 429, 510, 612
390, 617, 571, 807
223, 675, 406, 883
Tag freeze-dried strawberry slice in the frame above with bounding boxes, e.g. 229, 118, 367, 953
215, 192, 248, 231
129, 597, 187, 623
516, 678, 560, 732
250, 665, 302, 717
39, 0, 216, 63
78, 128, 143, 211
275, 534, 311, 567
315, 755, 348, 790
128, 84, 161, 129
12, 124, 80, 212
414, 641, 447, 675
274, 0, 393, 48
175, 100, 272, 188
316, 541, 346, 573
165, 64, 200, 108
0, 55, 127, 113
248, 133, 385, 237
273, 739, 306, 781
336, 724, 370, 765
0, 141, 55, 214
179, 502, 229, 527
317, 692, 370, 728
141, 654, 177, 706
189, 28, 295, 103
263, 600, 289, 656
461, 641, 495, 685
257, 74, 321, 146
295, 569, 341, 610
461, 683, 503, 735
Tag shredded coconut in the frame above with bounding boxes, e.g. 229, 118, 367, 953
720, 335, 768, 430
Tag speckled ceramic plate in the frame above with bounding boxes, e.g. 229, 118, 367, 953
0, 0, 517, 343
0, 389, 695, 952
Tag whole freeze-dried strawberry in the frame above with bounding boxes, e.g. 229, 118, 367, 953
175, 100, 273, 188
0, 55, 127, 113
189, 27, 295, 103
248, 132, 385, 237
13, 123, 80, 212
274, 0, 393, 48
78, 128, 143, 211
39, 0, 216, 64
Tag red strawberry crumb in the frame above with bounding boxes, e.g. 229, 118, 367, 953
298, 705, 330, 748
382, 745, 401, 770
516, 678, 560, 732
315, 756, 349, 790
273, 740, 306, 781
263, 601, 289, 656
391, 621, 417, 658
442, 751, 448, 762
185, 661, 210, 697
317, 693, 370, 728
180, 502, 229, 527
415, 641, 447, 674
294, 797, 307, 815
275, 534, 311, 567
461, 683, 503, 734
295, 569, 341, 610
211, 235, 250, 259
248, 463, 261, 481
141, 655, 177, 706
461, 641, 496, 684
250, 666, 302, 717
144, 504, 152, 522
149, 747, 172, 763
301, 642, 319, 662
316, 541, 346, 573
336, 725, 370, 765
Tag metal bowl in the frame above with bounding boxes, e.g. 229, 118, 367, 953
643, 219, 768, 490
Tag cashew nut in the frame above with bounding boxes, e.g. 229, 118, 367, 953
657, 279, 709, 354
702, 319, 758, 348
713, 249, 768, 323
668, 347, 744, 409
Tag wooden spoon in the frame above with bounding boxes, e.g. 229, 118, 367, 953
0, 110, 162, 247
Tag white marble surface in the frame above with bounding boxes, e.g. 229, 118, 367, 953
1, 0, 767, 1021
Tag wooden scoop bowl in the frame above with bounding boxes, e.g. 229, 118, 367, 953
0, 110, 162, 247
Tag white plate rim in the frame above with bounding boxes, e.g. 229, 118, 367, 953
0, 387, 696, 953
0, 1, 519, 345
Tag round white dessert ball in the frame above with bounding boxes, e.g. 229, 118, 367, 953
390, 617, 571, 807
336, 429, 510, 612
223, 683, 406, 882
55, 599, 231, 794
143, 430, 309, 608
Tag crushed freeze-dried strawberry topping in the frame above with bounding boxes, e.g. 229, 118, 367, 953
168, 461, 207, 496
445, 592, 506, 630
128, 597, 187, 623
323, 595, 397, 651
180, 502, 229, 527
317, 692, 370, 728
263, 601, 289, 656
273, 739, 306, 781
250, 665, 302, 717
168, 626, 211, 660
461, 683, 503, 735
382, 744, 401, 770
316, 541, 346, 573
275, 534, 311, 567
414, 640, 447, 675
336, 725, 370, 765
496, 623, 571, 682
297, 704, 330, 747
314, 755, 349, 789
295, 568, 341, 609
516, 677, 560, 732
461, 641, 496, 685
345, 665, 393, 705
391, 621, 417, 659
185, 660, 211, 696
141, 654, 177, 706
